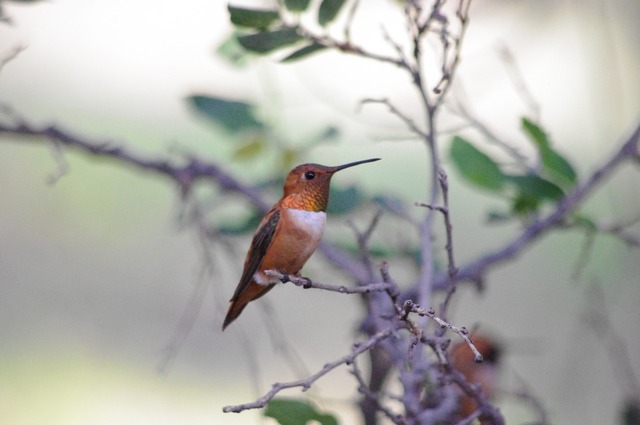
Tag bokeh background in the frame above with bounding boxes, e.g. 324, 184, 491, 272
1, 0, 639, 424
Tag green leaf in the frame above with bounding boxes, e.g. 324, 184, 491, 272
507, 174, 564, 213
541, 148, 577, 187
521, 117, 577, 188
284, 0, 312, 12
521, 117, 549, 149
188, 95, 264, 132
318, 0, 347, 26
508, 175, 564, 201
328, 185, 363, 215
265, 398, 339, 425
228, 5, 280, 29
237, 27, 303, 54
449, 136, 506, 191
281, 42, 327, 63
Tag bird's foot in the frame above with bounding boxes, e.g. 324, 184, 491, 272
299, 276, 313, 289
277, 272, 291, 283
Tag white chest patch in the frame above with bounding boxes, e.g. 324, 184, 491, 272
286, 209, 326, 240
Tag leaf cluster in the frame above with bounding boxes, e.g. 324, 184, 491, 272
450, 117, 578, 219
226, 0, 348, 63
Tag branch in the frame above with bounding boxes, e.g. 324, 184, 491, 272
360, 97, 427, 138
352, 359, 406, 425
401, 300, 484, 363
0, 118, 269, 205
294, 25, 409, 71
415, 169, 458, 281
0, 45, 26, 73
267, 271, 395, 295
348, 208, 385, 283
435, 121, 640, 288
222, 326, 398, 413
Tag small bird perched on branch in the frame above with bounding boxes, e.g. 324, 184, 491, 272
222, 158, 380, 330
451, 334, 503, 424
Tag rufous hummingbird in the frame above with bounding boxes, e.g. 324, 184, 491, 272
222, 158, 380, 330
450, 334, 503, 424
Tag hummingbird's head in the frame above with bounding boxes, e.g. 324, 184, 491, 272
281, 158, 380, 212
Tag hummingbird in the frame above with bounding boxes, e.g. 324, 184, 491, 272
222, 158, 380, 330
450, 334, 503, 424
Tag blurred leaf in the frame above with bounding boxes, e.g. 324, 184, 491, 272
507, 174, 564, 213
217, 211, 262, 236
265, 398, 339, 425
284, 0, 312, 11
228, 5, 280, 29
521, 117, 577, 188
328, 185, 363, 215
216, 33, 251, 67
450, 136, 506, 191
541, 147, 577, 187
233, 137, 266, 160
237, 27, 303, 54
188, 95, 264, 132
521, 117, 549, 149
507, 174, 564, 200
281, 42, 327, 62
318, 0, 347, 26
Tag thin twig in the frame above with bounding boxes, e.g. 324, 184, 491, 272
402, 300, 483, 363
0, 45, 26, 73
267, 271, 394, 295
222, 327, 398, 413
360, 98, 427, 138
347, 209, 384, 282
352, 359, 407, 425
416, 169, 458, 280
294, 25, 408, 70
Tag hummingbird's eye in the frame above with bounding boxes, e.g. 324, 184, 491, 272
304, 171, 316, 180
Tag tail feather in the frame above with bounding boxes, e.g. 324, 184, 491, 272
222, 300, 247, 330
222, 281, 276, 330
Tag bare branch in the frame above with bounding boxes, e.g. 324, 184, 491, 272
348, 209, 384, 282
293, 25, 408, 70
352, 359, 406, 425
401, 300, 484, 363
416, 169, 458, 280
0, 45, 26, 73
267, 271, 395, 295
222, 327, 398, 413
360, 98, 427, 138
0, 118, 269, 206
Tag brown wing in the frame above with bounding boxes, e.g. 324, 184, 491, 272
229, 207, 280, 302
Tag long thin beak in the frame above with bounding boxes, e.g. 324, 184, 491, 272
333, 158, 381, 172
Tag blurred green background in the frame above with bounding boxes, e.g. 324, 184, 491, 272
1, 0, 639, 424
